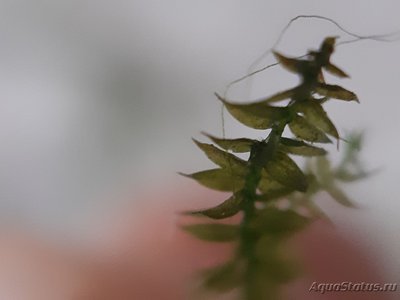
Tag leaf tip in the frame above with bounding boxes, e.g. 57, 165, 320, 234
177, 172, 191, 178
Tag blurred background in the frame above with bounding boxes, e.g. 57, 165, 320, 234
0, 0, 399, 295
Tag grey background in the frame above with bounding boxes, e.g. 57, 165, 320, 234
0, 0, 398, 278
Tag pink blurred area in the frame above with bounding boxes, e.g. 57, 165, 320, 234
0, 182, 396, 300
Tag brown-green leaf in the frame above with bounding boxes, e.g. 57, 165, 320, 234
179, 168, 244, 192
193, 139, 247, 174
280, 137, 327, 156
296, 100, 339, 139
183, 194, 243, 219
324, 63, 349, 78
202, 132, 255, 153
289, 115, 332, 143
256, 87, 296, 104
316, 83, 359, 102
264, 151, 308, 192
258, 169, 290, 196
182, 223, 240, 242
216, 93, 288, 129
273, 51, 302, 73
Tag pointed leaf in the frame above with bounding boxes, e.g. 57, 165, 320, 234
316, 83, 359, 102
183, 194, 243, 219
296, 101, 339, 139
216, 93, 288, 129
202, 132, 255, 153
182, 223, 240, 242
273, 51, 302, 73
264, 151, 308, 192
256, 87, 296, 104
319, 36, 337, 57
280, 137, 327, 156
258, 169, 289, 195
326, 185, 356, 207
324, 62, 349, 78
179, 169, 244, 192
193, 139, 247, 174
289, 115, 332, 143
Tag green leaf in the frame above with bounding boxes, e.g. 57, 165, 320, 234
202, 132, 255, 153
216, 93, 288, 129
280, 137, 327, 156
202, 261, 242, 292
289, 115, 332, 143
258, 169, 291, 197
182, 223, 240, 242
296, 100, 339, 139
256, 87, 296, 104
273, 51, 302, 73
179, 169, 244, 192
193, 139, 247, 174
250, 207, 310, 236
324, 63, 349, 78
264, 151, 308, 192
183, 194, 243, 219
316, 83, 359, 102
326, 185, 356, 207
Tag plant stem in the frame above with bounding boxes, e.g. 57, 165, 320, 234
239, 121, 286, 299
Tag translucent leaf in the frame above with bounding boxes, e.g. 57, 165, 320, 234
256, 87, 296, 104
183, 194, 243, 219
280, 137, 327, 156
273, 51, 302, 73
182, 223, 240, 242
316, 83, 359, 102
216, 94, 288, 129
258, 169, 290, 197
250, 207, 310, 236
324, 63, 349, 78
289, 115, 332, 143
296, 101, 339, 139
179, 169, 244, 192
202, 261, 242, 292
193, 139, 247, 174
202, 132, 255, 153
264, 151, 308, 192
326, 185, 356, 207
